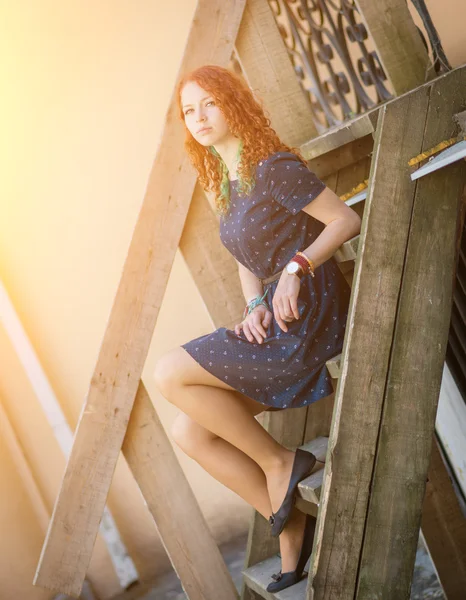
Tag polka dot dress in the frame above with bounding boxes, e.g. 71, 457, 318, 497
181, 151, 351, 410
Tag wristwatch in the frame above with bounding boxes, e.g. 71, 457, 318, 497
285, 260, 304, 278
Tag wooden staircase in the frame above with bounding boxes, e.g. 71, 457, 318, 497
31, 2, 466, 600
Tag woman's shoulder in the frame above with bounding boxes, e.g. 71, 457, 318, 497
257, 150, 307, 172
260, 150, 304, 167
256, 151, 308, 182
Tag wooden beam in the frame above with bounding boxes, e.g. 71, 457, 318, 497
306, 134, 374, 180
179, 184, 244, 330
300, 110, 379, 160
356, 66, 466, 599
235, 0, 318, 146
33, 1, 247, 596
122, 382, 239, 600
354, 0, 430, 94
0, 279, 137, 589
421, 435, 466, 599
325, 355, 466, 599
307, 83, 431, 600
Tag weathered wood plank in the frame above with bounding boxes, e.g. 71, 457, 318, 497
356, 65, 466, 599
354, 0, 430, 94
306, 135, 374, 180
300, 111, 379, 160
421, 435, 466, 600
33, 1, 247, 596
334, 236, 359, 264
179, 183, 244, 330
243, 554, 308, 600
307, 83, 432, 600
325, 351, 466, 598
122, 382, 239, 600
235, 0, 318, 146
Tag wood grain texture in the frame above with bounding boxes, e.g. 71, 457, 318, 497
355, 0, 430, 94
307, 135, 374, 180
301, 111, 379, 160
179, 183, 245, 330
122, 383, 239, 600
33, 1, 247, 596
356, 65, 466, 600
306, 84, 431, 600
235, 0, 318, 147
421, 435, 466, 600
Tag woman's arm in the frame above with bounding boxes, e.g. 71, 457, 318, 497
236, 260, 264, 304
299, 187, 362, 270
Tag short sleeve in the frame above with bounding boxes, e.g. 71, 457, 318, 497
264, 152, 326, 214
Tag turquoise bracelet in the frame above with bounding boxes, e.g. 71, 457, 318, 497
243, 289, 271, 318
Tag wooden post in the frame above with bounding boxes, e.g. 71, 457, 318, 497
122, 382, 239, 600
307, 83, 431, 600
354, 0, 430, 94
33, 1, 247, 596
235, 0, 318, 146
356, 66, 466, 599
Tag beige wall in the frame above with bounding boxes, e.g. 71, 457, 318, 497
0, 1, 465, 599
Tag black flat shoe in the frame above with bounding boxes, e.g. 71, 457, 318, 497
268, 448, 316, 537
266, 513, 316, 593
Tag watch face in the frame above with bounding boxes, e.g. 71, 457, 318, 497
287, 261, 300, 274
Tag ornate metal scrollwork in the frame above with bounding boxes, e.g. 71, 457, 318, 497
266, 0, 451, 131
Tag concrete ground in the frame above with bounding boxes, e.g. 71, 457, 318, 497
109, 530, 444, 600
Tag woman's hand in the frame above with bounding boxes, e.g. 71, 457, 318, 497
234, 304, 272, 344
272, 271, 302, 332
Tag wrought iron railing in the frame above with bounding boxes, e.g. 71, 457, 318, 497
243, 0, 452, 132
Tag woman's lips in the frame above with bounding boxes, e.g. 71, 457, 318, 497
198, 127, 212, 134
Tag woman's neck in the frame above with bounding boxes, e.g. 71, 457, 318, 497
213, 137, 242, 180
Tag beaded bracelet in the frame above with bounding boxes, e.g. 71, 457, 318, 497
243, 289, 271, 318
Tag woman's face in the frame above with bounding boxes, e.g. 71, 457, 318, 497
181, 81, 231, 146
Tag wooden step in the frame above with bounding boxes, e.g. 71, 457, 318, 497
242, 438, 328, 596
334, 234, 359, 263
326, 354, 342, 380
296, 436, 328, 505
242, 554, 308, 599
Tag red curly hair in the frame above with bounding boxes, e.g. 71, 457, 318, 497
176, 64, 306, 217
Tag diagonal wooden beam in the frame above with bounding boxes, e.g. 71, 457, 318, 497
235, 0, 318, 146
354, 0, 431, 94
179, 184, 244, 330
122, 382, 239, 600
33, 1, 247, 596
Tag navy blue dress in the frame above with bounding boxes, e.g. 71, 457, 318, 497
181, 151, 351, 410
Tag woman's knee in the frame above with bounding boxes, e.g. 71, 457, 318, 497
170, 413, 217, 456
153, 350, 184, 399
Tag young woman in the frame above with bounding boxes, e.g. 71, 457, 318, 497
153, 65, 361, 592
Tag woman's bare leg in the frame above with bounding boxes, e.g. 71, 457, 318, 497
153, 347, 311, 572
171, 411, 273, 518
